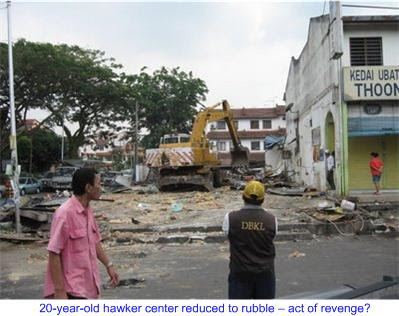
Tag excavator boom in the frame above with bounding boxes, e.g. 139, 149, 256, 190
190, 100, 248, 167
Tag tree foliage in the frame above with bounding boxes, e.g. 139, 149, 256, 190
0, 39, 126, 159
122, 67, 208, 149
1, 40, 209, 167
17, 128, 61, 173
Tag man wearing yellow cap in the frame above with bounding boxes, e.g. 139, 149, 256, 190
222, 180, 277, 299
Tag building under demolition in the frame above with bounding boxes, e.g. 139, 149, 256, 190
284, 3, 398, 196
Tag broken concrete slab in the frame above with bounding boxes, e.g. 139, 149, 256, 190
110, 224, 222, 234
0, 234, 44, 243
156, 235, 190, 244
20, 207, 56, 213
115, 175, 132, 188
110, 229, 316, 245
19, 210, 48, 223
267, 187, 306, 196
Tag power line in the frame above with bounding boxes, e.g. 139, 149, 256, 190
342, 4, 399, 10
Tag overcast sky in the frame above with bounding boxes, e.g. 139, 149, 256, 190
0, 0, 397, 127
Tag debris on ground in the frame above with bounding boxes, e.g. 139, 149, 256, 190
1, 178, 398, 245
289, 250, 306, 258
138, 184, 159, 194
171, 202, 183, 213
263, 172, 295, 188
131, 218, 141, 224
303, 190, 322, 198
311, 211, 345, 222
341, 199, 356, 211
115, 175, 132, 188
229, 180, 246, 190
103, 277, 145, 289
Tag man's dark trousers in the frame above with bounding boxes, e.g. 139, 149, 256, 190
228, 273, 275, 299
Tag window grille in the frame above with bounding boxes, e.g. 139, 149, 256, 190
350, 37, 383, 66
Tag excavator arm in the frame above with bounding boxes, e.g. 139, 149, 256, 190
190, 100, 249, 167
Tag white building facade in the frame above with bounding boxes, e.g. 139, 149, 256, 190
284, 3, 398, 195
206, 106, 286, 167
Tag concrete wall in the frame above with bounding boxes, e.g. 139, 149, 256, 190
284, 12, 398, 193
265, 147, 284, 174
284, 15, 342, 191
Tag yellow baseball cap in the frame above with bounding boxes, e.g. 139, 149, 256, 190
243, 180, 265, 201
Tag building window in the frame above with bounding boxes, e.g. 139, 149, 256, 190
250, 120, 259, 129
234, 120, 239, 130
350, 37, 383, 66
262, 119, 272, 129
217, 141, 226, 151
216, 121, 226, 130
251, 141, 260, 151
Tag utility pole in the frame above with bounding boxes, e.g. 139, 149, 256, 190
133, 102, 138, 182
61, 115, 64, 161
7, 0, 21, 234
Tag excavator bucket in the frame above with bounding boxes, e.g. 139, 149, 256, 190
230, 146, 249, 167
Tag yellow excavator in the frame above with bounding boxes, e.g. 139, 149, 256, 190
145, 100, 249, 191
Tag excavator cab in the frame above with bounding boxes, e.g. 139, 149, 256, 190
160, 133, 191, 148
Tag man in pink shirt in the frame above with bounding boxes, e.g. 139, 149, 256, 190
44, 168, 119, 299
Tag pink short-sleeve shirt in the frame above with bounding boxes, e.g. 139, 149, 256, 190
44, 196, 102, 299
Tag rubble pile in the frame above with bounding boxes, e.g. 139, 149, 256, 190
1, 173, 398, 244
0, 192, 68, 242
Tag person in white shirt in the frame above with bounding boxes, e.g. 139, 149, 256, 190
326, 151, 335, 190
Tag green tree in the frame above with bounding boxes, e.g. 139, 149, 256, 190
17, 128, 61, 173
0, 39, 127, 160
16, 135, 31, 171
0, 40, 51, 167
122, 67, 208, 149
112, 150, 128, 171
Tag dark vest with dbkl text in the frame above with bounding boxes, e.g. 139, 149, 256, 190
228, 206, 276, 277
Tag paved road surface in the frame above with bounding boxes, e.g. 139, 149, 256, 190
1, 235, 398, 299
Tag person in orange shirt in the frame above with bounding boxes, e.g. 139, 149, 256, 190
369, 152, 384, 195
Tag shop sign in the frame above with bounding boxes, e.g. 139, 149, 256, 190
343, 66, 399, 101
